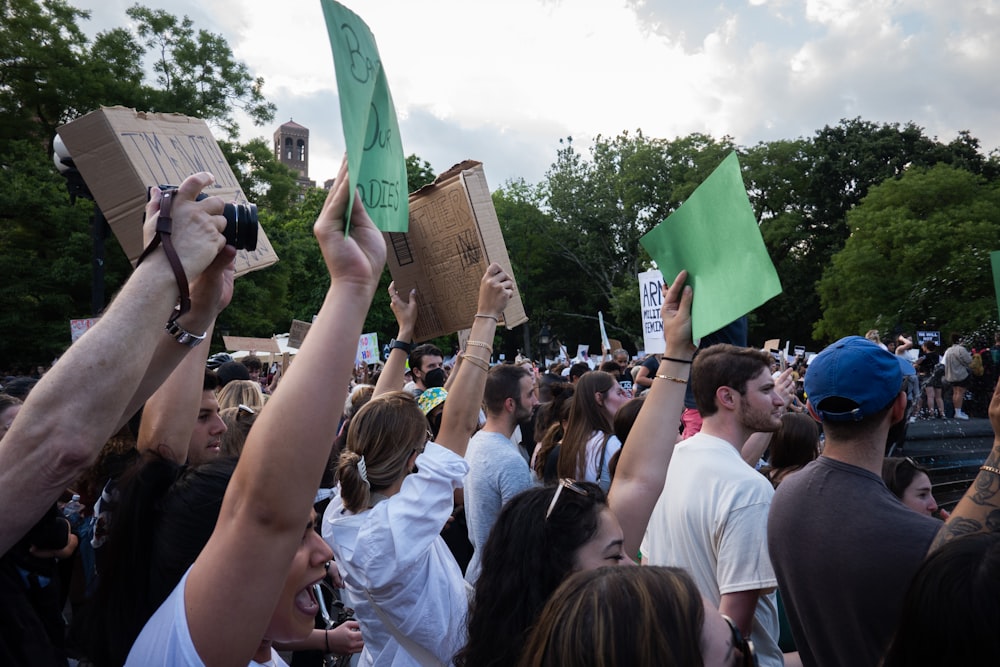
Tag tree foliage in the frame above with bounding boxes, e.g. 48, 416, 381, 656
815, 165, 1000, 340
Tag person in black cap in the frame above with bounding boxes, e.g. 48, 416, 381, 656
768, 335, 1000, 667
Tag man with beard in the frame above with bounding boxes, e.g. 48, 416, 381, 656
463, 363, 538, 583
642, 344, 787, 667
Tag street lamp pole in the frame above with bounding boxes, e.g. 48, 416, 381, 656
54, 134, 108, 316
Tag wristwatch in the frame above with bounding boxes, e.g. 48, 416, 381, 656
389, 338, 413, 354
165, 319, 207, 348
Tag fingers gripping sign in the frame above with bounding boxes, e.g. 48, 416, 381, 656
314, 155, 387, 292
661, 270, 696, 355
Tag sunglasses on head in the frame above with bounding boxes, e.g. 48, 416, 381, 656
545, 478, 589, 521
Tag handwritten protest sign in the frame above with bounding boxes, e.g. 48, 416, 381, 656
322, 0, 407, 232
386, 161, 528, 341
57, 106, 278, 277
639, 152, 781, 340
288, 319, 312, 349
638, 269, 665, 354
70, 318, 100, 343
356, 332, 380, 365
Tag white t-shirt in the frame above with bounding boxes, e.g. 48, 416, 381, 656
323, 442, 470, 666
126, 568, 290, 667
641, 432, 782, 667
581, 430, 621, 491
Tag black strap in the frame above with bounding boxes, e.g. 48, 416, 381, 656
135, 190, 190, 321
595, 432, 612, 484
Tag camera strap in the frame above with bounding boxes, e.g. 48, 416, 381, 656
136, 189, 190, 322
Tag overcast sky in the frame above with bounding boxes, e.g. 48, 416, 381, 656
70, 0, 1000, 191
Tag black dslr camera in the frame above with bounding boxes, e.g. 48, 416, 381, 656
150, 185, 259, 251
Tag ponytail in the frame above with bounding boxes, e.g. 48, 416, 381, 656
337, 391, 426, 513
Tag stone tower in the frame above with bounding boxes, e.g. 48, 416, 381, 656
273, 120, 316, 188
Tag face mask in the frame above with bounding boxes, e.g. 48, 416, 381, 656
424, 368, 447, 389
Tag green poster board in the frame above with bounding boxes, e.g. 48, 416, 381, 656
640, 152, 782, 340
322, 0, 408, 232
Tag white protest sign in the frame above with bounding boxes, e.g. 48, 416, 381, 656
638, 269, 665, 354
598, 311, 610, 356
70, 317, 100, 343
356, 332, 380, 365
576, 344, 590, 362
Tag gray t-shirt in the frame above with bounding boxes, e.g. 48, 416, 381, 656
767, 457, 941, 667
463, 429, 536, 583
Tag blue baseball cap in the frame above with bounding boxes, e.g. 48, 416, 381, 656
805, 336, 904, 422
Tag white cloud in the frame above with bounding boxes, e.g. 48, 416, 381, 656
69, 0, 1000, 189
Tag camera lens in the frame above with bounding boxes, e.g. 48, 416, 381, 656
222, 202, 259, 251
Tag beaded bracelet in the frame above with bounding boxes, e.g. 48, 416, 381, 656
981, 464, 1000, 476
466, 340, 494, 353
655, 374, 688, 384
461, 353, 490, 372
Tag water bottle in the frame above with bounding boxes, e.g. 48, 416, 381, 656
63, 493, 85, 531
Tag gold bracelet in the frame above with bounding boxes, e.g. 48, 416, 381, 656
475, 313, 499, 322
466, 340, 494, 353
655, 374, 688, 384
461, 353, 490, 372
981, 465, 1000, 476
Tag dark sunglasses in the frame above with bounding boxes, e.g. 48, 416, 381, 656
545, 478, 589, 521
721, 614, 758, 667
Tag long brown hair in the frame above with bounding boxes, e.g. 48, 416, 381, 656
557, 371, 616, 480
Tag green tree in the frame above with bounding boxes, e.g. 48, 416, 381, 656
0, 1, 284, 367
124, 4, 275, 139
815, 164, 1000, 340
539, 131, 735, 352
406, 154, 436, 191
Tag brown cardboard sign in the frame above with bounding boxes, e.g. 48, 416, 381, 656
386, 161, 528, 342
223, 336, 281, 353
288, 319, 312, 349
57, 106, 279, 277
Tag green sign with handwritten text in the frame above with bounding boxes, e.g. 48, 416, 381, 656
322, 1, 408, 232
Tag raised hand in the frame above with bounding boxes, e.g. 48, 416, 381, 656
661, 270, 696, 356
143, 172, 227, 280
478, 263, 513, 319
314, 156, 387, 293
388, 280, 418, 338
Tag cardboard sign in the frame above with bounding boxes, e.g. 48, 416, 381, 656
385, 161, 528, 341
356, 332, 380, 365
70, 317, 100, 343
288, 319, 312, 349
222, 336, 281, 354
638, 269, 665, 354
57, 106, 279, 277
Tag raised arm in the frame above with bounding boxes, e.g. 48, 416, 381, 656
929, 378, 1000, 553
373, 281, 418, 398
435, 263, 512, 457
609, 271, 695, 559
137, 250, 236, 463
184, 157, 386, 665
0, 172, 226, 554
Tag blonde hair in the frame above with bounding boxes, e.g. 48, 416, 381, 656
219, 405, 258, 457
337, 391, 427, 512
216, 380, 265, 411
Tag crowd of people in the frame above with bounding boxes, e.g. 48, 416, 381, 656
2, 158, 1000, 667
